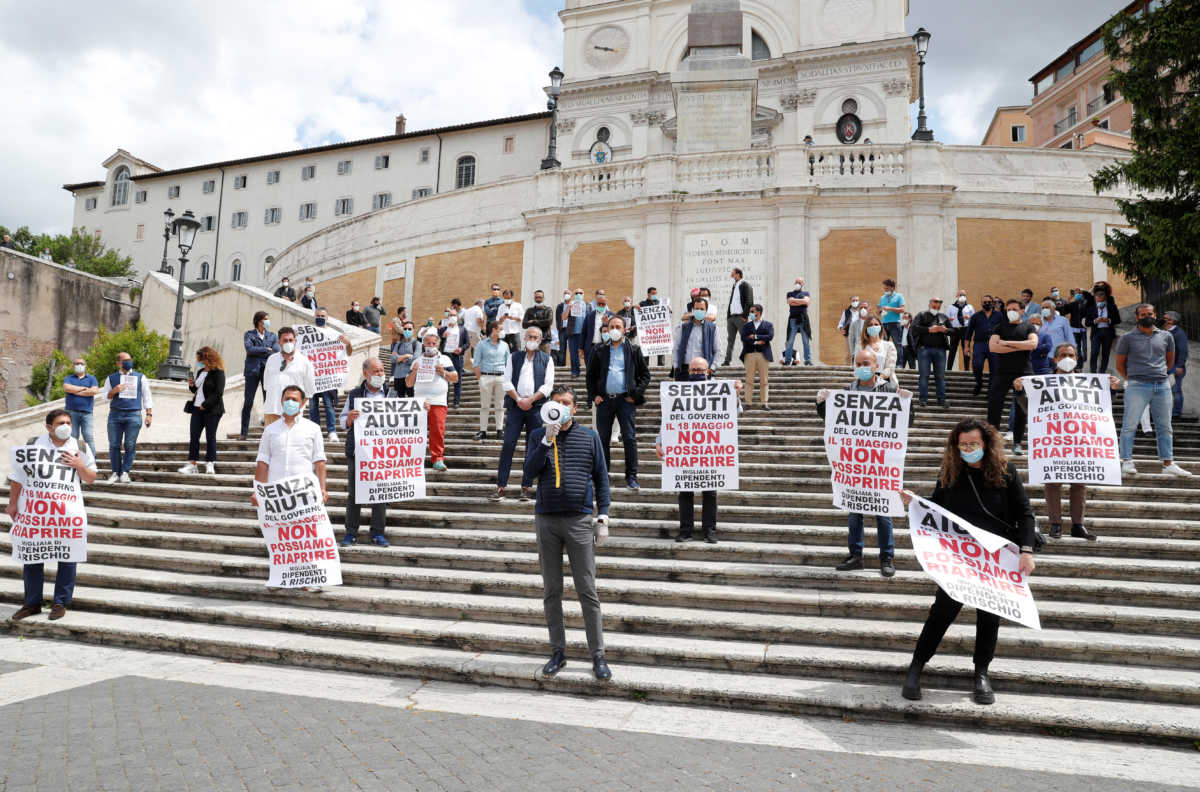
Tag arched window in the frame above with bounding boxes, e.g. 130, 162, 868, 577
751, 31, 770, 61
455, 156, 476, 189
111, 167, 130, 207
198, 261, 210, 280
231, 259, 242, 281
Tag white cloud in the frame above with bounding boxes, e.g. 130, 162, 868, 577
0, 0, 562, 235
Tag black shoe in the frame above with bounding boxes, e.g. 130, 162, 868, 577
703, 528, 717, 544
973, 669, 995, 705
1049, 523, 1062, 539
494, 430, 503, 440
973, 385, 982, 396
918, 400, 928, 408
592, 654, 612, 681
473, 431, 486, 441
542, 649, 567, 677
880, 559, 895, 578
625, 476, 640, 491
937, 399, 947, 408
675, 532, 693, 543
1071, 523, 1097, 541
902, 661, 924, 701
835, 555, 863, 571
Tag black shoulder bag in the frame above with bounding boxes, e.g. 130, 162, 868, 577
965, 473, 1044, 552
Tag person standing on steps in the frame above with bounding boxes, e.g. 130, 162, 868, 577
179, 346, 226, 476
498, 289, 525, 352
391, 320, 419, 397
911, 297, 952, 408
1163, 311, 1188, 419
947, 290, 974, 372
836, 296, 862, 364
104, 352, 153, 484
554, 290, 573, 368
7, 409, 98, 622
523, 289, 554, 354
899, 417, 1037, 706
723, 268, 753, 367
523, 385, 612, 681
783, 276, 812, 366
240, 311, 279, 440
639, 287, 670, 368
672, 297, 718, 380
581, 291, 610, 373
859, 313, 897, 388
1116, 303, 1193, 478
586, 314, 650, 491
439, 304, 466, 408
1085, 281, 1120, 373
252, 384, 328, 593
273, 278, 296, 302
262, 327, 316, 430
877, 279, 907, 352
987, 299, 1038, 455
345, 300, 366, 328
62, 356, 100, 456
406, 330, 458, 472
363, 297, 383, 334
965, 296, 1001, 396
309, 308, 353, 442
657, 358, 726, 543
740, 303, 774, 410
492, 326, 554, 502
473, 321, 509, 441
339, 358, 393, 548
565, 288, 590, 378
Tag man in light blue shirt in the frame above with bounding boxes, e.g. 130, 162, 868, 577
1039, 299, 1074, 352
877, 278, 906, 349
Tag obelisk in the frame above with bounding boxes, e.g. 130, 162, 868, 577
672, 0, 758, 154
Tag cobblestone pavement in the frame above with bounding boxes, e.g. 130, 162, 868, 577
0, 669, 1197, 792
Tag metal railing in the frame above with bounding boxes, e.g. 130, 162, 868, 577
1054, 109, 1078, 135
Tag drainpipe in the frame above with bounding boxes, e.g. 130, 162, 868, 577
435, 134, 443, 194
212, 167, 226, 281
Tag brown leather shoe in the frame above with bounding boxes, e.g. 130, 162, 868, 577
49, 604, 67, 621
10, 604, 40, 621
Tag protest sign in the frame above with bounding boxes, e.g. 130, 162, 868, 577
295, 324, 349, 393
908, 497, 1040, 630
1023, 374, 1121, 485
254, 473, 342, 588
118, 374, 138, 399
658, 380, 739, 491
415, 355, 437, 384
822, 390, 910, 516
634, 304, 673, 357
570, 300, 585, 318
8, 445, 88, 564
355, 398, 427, 503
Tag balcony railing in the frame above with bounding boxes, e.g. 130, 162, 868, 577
1054, 110, 1078, 135
1087, 95, 1109, 115
807, 145, 906, 179
561, 161, 645, 202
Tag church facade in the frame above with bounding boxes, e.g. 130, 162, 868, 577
64, 0, 1135, 364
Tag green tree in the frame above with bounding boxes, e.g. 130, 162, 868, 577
25, 350, 73, 407
0, 223, 135, 278
1092, 0, 1200, 291
24, 322, 169, 406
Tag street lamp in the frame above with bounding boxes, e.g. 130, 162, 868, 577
911, 27, 934, 142
540, 66, 565, 170
157, 209, 201, 380
157, 208, 175, 275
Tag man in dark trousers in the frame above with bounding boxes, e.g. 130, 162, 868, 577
554, 289, 572, 367
240, 310, 279, 440
657, 358, 723, 544
988, 299, 1039, 455
783, 276, 812, 366
638, 286, 669, 367
338, 358, 393, 547
911, 297, 953, 407
523, 385, 612, 681
523, 289, 554, 354
965, 296, 1002, 397
491, 326, 554, 502
723, 268, 753, 367
586, 314, 651, 490
672, 297, 718, 379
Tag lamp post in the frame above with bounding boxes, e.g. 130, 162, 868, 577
157, 210, 201, 381
911, 27, 934, 142
540, 66, 565, 170
157, 208, 175, 275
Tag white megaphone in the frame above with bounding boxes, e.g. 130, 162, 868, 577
540, 400, 570, 427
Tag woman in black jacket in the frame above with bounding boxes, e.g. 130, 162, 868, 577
1084, 280, 1120, 373
899, 417, 1037, 705
181, 346, 226, 475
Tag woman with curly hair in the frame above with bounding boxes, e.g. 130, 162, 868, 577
899, 417, 1037, 705
180, 346, 226, 475
1084, 280, 1120, 373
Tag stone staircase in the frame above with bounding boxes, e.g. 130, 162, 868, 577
4, 366, 1200, 744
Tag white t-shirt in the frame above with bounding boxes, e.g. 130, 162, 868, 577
9, 434, 97, 487
255, 417, 327, 482
949, 301, 975, 329
413, 353, 454, 407
262, 352, 316, 416
462, 304, 485, 334
193, 371, 208, 409
500, 302, 524, 336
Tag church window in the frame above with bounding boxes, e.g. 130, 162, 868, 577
111, 167, 130, 206
751, 31, 770, 61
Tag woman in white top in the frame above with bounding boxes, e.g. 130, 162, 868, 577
860, 313, 898, 386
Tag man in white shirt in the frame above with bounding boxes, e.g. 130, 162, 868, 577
461, 299, 486, 368
947, 290, 974, 371
263, 326, 316, 428
406, 332, 459, 471
498, 289, 524, 352
7, 409, 98, 621
491, 326, 554, 502
104, 351, 154, 484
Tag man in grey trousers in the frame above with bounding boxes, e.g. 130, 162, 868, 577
523, 385, 613, 680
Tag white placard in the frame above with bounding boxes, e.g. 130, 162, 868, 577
658, 380, 739, 491
1024, 374, 1121, 485
254, 473, 342, 588
908, 497, 1041, 630
634, 304, 673, 357
415, 356, 437, 384
681, 231, 768, 318
822, 390, 910, 517
355, 398, 427, 504
294, 324, 349, 394
118, 374, 137, 399
8, 445, 88, 564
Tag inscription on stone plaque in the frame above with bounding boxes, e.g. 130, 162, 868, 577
681, 231, 768, 315
675, 88, 753, 153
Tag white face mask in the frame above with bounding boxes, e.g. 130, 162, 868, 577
74, 364, 86, 374
281, 342, 296, 354
423, 346, 438, 357
957, 296, 966, 304
607, 328, 623, 343
623, 300, 631, 307
563, 294, 570, 302
1057, 357, 1078, 372
525, 339, 539, 351
859, 308, 868, 318
53, 424, 73, 441
850, 300, 860, 308
368, 375, 385, 389
1006, 310, 1021, 323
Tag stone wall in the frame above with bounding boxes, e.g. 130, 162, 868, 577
411, 242, 524, 327
567, 240, 636, 306
314, 267, 378, 320
0, 249, 139, 414
817, 229, 897, 365
957, 218, 1094, 306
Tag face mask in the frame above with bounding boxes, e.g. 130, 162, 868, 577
423, 347, 438, 357
368, 375, 385, 389
444, 311, 450, 317
901, 319, 910, 327
426, 320, 434, 327
281, 342, 296, 354
1095, 299, 1106, 306
859, 309, 868, 318
53, 424, 73, 441
623, 300, 631, 307
607, 329, 623, 343
795, 282, 804, 288
1041, 308, 1052, 318
121, 360, 133, 372
282, 281, 289, 287
563, 294, 570, 302
1075, 294, 1083, 302
282, 400, 301, 416
693, 309, 707, 321
960, 448, 985, 465
449, 313, 457, 321
305, 290, 313, 297
1051, 291, 1060, 299
1138, 316, 1156, 328
850, 300, 860, 308
854, 366, 874, 381
957, 296, 966, 304
575, 294, 583, 302
74, 364, 85, 374
196, 361, 205, 370
597, 303, 607, 312
504, 299, 512, 306
525, 339, 540, 351
403, 329, 413, 339
1006, 310, 1021, 323
748, 313, 758, 322
651, 295, 660, 303
688, 373, 707, 381
1056, 357, 1078, 372
315, 317, 327, 327
866, 325, 881, 337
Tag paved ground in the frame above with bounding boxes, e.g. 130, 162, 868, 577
0, 639, 1196, 791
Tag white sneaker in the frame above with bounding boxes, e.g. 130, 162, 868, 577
328, 431, 338, 443
1012, 443, 1024, 455
107, 473, 120, 484
177, 463, 198, 474
1121, 460, 1137, 475
119, 473, 132, 483
204, 462, 215, 475
1162, 463, 1193, 477
1003, 432, 1013, 442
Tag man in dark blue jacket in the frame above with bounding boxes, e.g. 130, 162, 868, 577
964, 297, 1001, 397
672, 298, 718, 380
586, 315, 651, 489
240, 310, 280, 439
739, 303, 774, 410
338, 358, 392, 548
523, 385, 612, 681
1164, 311, 1188, 418
491, 327, 554, 502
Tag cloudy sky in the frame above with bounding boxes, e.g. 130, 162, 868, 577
0, 0, 1127, 235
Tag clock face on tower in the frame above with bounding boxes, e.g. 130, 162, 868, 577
584, 25, 630, 71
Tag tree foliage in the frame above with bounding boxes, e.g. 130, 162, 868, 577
25, 322, 169, 406
0, 223, 135, 278
1092, 0, 1200, 291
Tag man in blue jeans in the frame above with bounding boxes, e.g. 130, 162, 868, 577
62, 356, 100, 454
1163, 311, 1188, 418
491, 326, 554, 501
911, 297, 952, 407
240, 310, 279, 439
1116, 304, 1192, 478
104, 352, 153, 483
783, 276, 812, 366
877, 278, 906, 350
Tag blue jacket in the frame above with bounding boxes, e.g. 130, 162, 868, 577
484, 296, 504, 323
581, 309, 606, 360
1031, 332, 1054, 374
524, 423, 611, 517
740, 319, 774, 362
674, 320, 717, 371
1169, 325, 1188, 370
244, 329, 280, 376
965, 310, 1002, 346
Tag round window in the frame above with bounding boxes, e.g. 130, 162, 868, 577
596, 127, 611, 143
841, 98, 858, 115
